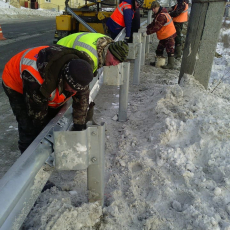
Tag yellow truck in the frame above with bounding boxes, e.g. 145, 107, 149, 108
53, 0, 115, 43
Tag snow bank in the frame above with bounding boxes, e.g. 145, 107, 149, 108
0, 0, 61, 18
22, 67, 230, 229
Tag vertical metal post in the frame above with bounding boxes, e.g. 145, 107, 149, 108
141, 36, 146, 65
87, 124, 105, 206
118, 62, 130, 121
133, 43, 142, 85
145, 10, 152, 54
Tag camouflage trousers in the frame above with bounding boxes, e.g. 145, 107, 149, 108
156, 34, 176, 57
174, 22, 184, 46
2, 83, 58, 154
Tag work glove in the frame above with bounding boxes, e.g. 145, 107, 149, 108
124, 37, 130, 43
142, 32, 147, 37
73, 124, 86, 131
86, 102, 95, 123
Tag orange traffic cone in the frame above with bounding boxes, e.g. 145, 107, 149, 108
0, 25, 6, 40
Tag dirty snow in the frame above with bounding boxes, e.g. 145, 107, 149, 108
0, 0, 61, 19
1, 0, 230, 229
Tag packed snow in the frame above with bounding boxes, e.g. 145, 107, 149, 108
0, 0, 61, 18
1, 0, 230, 229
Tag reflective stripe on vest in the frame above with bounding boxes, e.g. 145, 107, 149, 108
2, 48, 30, 94
57, 32, 108, 73
156, 13, 176, 40
117, 3, 131, 15
19, 47, 72, 108
110, 2, 133, 27
172, 3, 188, 22
73, 32, 98, 58
71, 32, 107, 72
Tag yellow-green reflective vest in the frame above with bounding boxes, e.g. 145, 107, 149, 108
57, 32, 108, 73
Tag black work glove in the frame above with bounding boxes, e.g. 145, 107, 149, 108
86, 102, 95, 122
124, 37, 130, 43
73, 124, 86, 131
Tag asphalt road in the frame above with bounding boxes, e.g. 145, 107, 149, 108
0, 17, 56, 178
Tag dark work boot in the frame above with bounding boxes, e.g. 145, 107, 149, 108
161, 56, 174, 69
174, 45, 182, 59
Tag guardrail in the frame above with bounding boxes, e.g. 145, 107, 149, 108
0, 19, 149, 230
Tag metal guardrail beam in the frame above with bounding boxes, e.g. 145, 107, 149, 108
0, 21, 152, 228
0, 71, 104, 230
66, 6, 97, 33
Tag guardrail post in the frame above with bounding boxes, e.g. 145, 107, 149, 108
133, 43, 142, 85
141, 36, 146, 65
127, 33, 142, 85
87, 124, 105, 205
145, 10, 152, 54
118, 62, 130, 121
53, 123, 105, 206
103, 62, 130, 121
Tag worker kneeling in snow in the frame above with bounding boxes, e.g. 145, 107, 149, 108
2, 45, 94, 154
142, 1, 176, 69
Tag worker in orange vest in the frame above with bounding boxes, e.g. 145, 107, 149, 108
2, 45, 94, 154
169, 0, 189, 58
142, 1, 176, 69
106, 0, 144, 42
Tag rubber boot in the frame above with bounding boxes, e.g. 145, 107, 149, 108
161, 56, 174, 69
174, 45, 182, 59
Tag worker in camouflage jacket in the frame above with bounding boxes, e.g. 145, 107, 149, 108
2, 45, 94, 153
142, 1, 176, 69
168, 0, 189, 58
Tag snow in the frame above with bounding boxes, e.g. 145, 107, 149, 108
1, 0, 230, 229
0, 0, 61, 18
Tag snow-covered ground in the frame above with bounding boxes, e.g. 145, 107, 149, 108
0, 0, 61, 18
1, 0, 230, 229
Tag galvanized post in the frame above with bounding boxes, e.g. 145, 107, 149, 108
141, 36, 146, 65
145, 10, 152, 54
133, 43, 142, 85
118, 62, 130, 121
87, 124, 105, 206
53, 123, 106, 206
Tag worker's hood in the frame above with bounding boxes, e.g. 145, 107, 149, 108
37, 45, 94, 98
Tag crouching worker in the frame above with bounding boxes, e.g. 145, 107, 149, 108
2, 45, 94, 154
57, 32, 129, 75
142, 1, 176, 69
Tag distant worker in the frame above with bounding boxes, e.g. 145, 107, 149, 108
168, 0, 189, 59
106, 0, 144, 42
57, 32, 129, 75
142, 1, 176, 69
2, 45, 94, 154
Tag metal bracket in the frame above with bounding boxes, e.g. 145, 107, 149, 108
53, 123, 105, 205
103, 63, 123, 86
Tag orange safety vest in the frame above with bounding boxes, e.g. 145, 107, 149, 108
2, 46, 75, 108
156, 13, 176, 40
110, 1, 134, 27
172, 3, 188, 22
